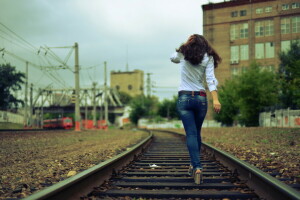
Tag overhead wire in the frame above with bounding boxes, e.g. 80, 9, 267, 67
0, 23, 73, 72
0, 34, 32, 52
0, 22, 38, 52
42, 46, 73, 72
1, 49, 69, 88
0, 22, 83, 90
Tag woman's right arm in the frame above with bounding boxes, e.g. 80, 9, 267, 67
170, 52, 183, 63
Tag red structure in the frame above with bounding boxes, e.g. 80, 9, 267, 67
43, 117, 73, 129
81, 120, 108, 130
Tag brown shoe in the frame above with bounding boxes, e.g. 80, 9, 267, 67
193, 168, 203, 184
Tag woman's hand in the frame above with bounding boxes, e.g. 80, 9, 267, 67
213, 100, 221, 113
211, 90, 221, 113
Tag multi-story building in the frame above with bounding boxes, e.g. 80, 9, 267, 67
202, 0, 300, 119
110, 69, 144, 96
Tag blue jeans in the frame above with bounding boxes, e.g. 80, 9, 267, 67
177, 94, 207, 170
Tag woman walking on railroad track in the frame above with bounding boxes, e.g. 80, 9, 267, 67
170, 34, 221, 184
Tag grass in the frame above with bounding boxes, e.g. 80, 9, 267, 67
165, 127, 300, 183
0, 122, 23, 129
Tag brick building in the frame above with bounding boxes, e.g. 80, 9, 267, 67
202, 0, 300, 119
110, 70, 144, 96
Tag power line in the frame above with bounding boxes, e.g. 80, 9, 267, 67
0, 22, 38, 52
0, 48, 68, 88
0, 23, 83, 91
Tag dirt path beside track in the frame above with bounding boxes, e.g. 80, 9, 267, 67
0, 129, 147, 199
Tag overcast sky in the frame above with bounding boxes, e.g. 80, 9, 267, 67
0, 0, 223, 100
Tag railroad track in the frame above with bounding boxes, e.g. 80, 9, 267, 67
0, 129, 73, 133
0, 129, 70, 132
24, 129, 300, 200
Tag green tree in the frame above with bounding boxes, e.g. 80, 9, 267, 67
129, 95, 159, 125
157, 96, 178, 120
0, 63, 25, 110
213, 78, 239, 126
236, 62, 278, 126
118, 91, 133, 105
213, 62, 278, 126
278, 41, 300, 109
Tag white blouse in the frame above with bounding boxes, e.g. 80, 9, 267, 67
170, 52, 218, 92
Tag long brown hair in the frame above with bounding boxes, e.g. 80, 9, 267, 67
176, 34, 221, 68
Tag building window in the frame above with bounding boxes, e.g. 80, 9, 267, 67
255, 21, 264, 37
116, 85, 120, 90
231, 11, 238, 17
128, 85, 132, 90
292, 39, 300, 44
261, 65, 275, 72
265, 42, 275, 58
265, 20, 274, 36
256, 8, 263, 14
255, 43, 264, 59
230, 24, 239, 40
240, 10, 247, 16
292, 16, 300, 33
240, 23, 249, 38
231, 67, 239, 76
240, 45, 249, 60
242, 66, 248, 73
281, 18, 290, 34
255, 20, 274, 37
230, 23, 248, 40
281, 40, 291, 53
282, 4, 289, 10
265, 6, 272, 13
230, 46, 239, 64
292, 3, 300, 9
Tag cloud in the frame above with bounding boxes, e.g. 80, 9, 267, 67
0, 0, 222, 100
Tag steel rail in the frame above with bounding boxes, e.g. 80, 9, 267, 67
153, 129, 300, 200
23, 130, 153, 200
0, 129, 45, 132
202, 142, 300, 200
0, 129, 72, 132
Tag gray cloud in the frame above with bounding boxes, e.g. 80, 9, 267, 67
0, 0, 222, 100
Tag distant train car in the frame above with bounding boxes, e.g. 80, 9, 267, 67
43, 117, 73, 129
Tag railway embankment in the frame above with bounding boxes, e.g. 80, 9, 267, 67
0, 129, 147, 199
167, 127, 300, 186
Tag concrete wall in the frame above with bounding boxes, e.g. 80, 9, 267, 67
259, 109, 300, 127
0, 111, 23, 124
110, 70, 144, 96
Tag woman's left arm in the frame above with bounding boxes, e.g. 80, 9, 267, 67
211, 90, 221, 113
205, 57, 221, 113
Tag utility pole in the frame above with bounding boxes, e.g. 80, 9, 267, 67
29, 83, 33, 127
126, 45, 129, 71
84, 90, 88, 129
74, 42, 81, 131
104, 61, 108, 125
146, 73, 153, 97
93, 82, 97, 128
40, 90, 44, 128
24, 61, 28, 127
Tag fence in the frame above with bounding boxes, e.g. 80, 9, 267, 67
259, 108, 300, 127
0, 110, 23, 124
